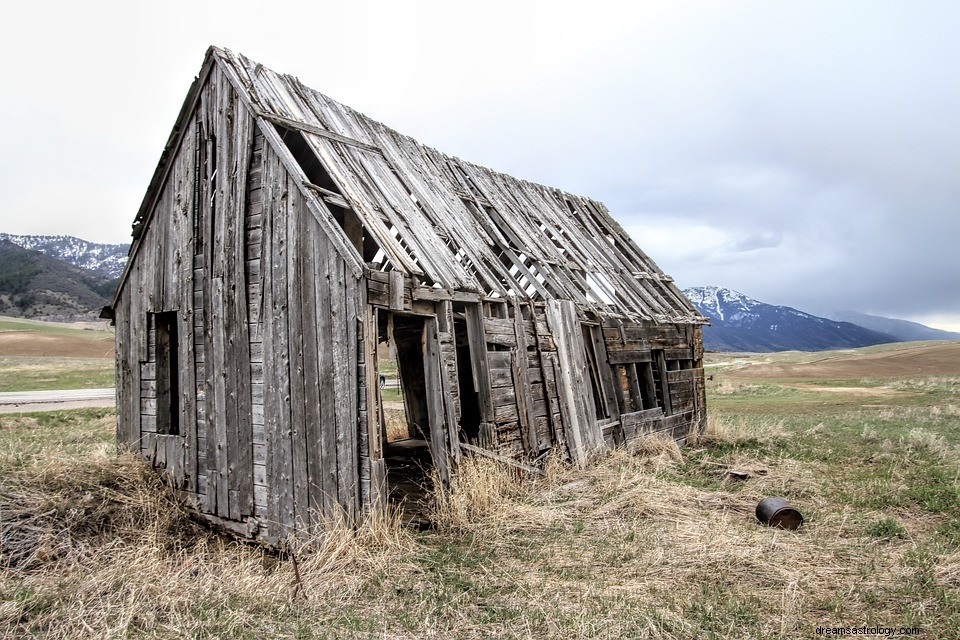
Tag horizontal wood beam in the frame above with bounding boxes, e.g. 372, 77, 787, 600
303, 181, 350, 209
256, 110, 381, 153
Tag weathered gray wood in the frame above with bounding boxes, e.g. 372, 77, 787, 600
112, 47, 708, 546
423, 319, 449, 485
464, 304, 494, 423
545, 300, 602, 465
436, 301, 461, 467
388, 270, 404, 311
329, 249, 354, 517
225, 82, 255, 520
369, 458, 387, 516
301, 201, 325, 529
257, 110, 381, 153
261, 142, 294, 541
640, 362, 658, 412
343, 261, 361, 519
656, 349, 674, 416
506, 309, 536, 455
314, 216, 339, 522
287, 177, 311, 531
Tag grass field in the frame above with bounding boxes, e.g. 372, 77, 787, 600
0, 315, 115, 391
0, 357, 114, 392
1, 343, 959, 638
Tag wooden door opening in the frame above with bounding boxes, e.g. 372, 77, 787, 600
377, 312, 435, 514
453, 317, 481, 443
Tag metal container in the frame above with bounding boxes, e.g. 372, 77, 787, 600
755, 497, 803, 530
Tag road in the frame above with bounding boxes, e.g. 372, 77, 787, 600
0, 388, 115, 413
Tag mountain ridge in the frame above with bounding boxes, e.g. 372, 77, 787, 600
827, 309, 960, 342
0, 240, 116, 319
683, 286, 900, 352
0, 233, 129, 279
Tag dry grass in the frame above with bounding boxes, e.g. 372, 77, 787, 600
1, 441, 414, 638
420, 432, 957, 637
4, 369, 960, 637
428, 456, 522, 532
3, 416, 957, 638
693, 412, 788, 445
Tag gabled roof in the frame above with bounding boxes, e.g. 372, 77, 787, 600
121, 46, 705, 324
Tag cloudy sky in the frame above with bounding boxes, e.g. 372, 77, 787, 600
1, 1, 957, 329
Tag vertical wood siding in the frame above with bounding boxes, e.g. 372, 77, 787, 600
116, 64, 364, 544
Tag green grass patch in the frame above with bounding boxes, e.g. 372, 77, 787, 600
0, 356, 114, 392
0, 316, 112, 338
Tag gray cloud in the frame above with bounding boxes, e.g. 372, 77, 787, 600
0, 1, 957, 329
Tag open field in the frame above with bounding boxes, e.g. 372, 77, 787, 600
0, 315, 114, 392
0, 315, 115, 359
2, 343, 959, 638
705, 340, 960, 377
0, 357, 114, 393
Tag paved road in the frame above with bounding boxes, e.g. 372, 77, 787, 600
0, 388, 115, 413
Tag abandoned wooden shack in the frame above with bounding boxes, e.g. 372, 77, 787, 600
109, 46, 708, 544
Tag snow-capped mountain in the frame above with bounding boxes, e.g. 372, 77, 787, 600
0, 234, 128, 279
682, 286, 899, 352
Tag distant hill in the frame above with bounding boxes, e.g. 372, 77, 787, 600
827, 310, 960, 342
683, 286, 899, 352
0, 240, 116, 319
0, 233, 128, 279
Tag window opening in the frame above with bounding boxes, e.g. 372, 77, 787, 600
586, 272, 616, 306
581, 325, 609, 420
453, 314, 481, 443
273, 123, 381, 262
154, 311, 180, 436
649, 349, 672, 415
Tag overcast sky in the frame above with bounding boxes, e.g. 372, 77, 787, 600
1, 1, 957, 329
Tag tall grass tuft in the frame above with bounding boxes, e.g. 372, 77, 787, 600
427, 455, 521, 532
694, 412, 787, 445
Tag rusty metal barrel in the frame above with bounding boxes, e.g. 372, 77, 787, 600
755, 497, 803, 530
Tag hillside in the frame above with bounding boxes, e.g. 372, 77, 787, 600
718, 340, 960, 379
828, 309, 960, 342
0, 233, 129, 279
683, 286, 898, 352
0, 240, 116, 319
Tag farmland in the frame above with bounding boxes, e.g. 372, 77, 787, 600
0, 316, 114, 393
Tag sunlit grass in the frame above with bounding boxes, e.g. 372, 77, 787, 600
0, 356, 114, 392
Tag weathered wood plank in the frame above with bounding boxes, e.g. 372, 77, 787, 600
314, 218, 339, 522
465, 304, 493, 423
287, 177, 311, 532
460, 443, 545, 477
424, 319, 449, 485
545, 300, 601, 465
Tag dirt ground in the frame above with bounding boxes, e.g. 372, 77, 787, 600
0, 331, 115, 358
727, 341, 960, 379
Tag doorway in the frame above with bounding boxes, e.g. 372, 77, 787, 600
453, 316, 481, 443
377, 312, 437, 517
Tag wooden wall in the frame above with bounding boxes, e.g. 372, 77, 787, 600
364, 276, 707, 469
116, 64, 364, 545
116, 55, 706, 543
